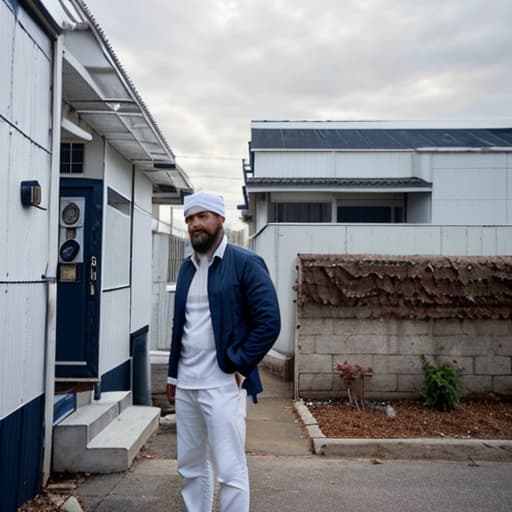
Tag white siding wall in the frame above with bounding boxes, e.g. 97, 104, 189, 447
104, 144, 132, 199
82, 133, 104, 180
252, 224, 512, 356
100, 144, 132, 374
131, 172, 153, 332
0, 2, 53, 418
255, 151, 413, 179
430, 154, 510, 225
99, 288, 130, 376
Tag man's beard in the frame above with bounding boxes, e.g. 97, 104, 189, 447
190, 225, 222, 253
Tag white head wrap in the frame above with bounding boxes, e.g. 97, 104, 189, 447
183, 191, 225, 218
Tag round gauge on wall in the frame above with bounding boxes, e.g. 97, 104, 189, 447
59, 239, 80, 262
62, 202, 80, 225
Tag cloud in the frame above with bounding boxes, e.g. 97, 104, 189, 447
84, 0, 512, 228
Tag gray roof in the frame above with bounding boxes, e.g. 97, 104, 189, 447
251, 128, 512, 150
246, 177, 431, 188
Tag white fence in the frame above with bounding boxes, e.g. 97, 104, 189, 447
251, 223, 512, 356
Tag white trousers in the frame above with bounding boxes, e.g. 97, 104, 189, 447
175, 382, 249, 512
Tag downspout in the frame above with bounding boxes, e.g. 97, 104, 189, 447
42, 33, 63, 485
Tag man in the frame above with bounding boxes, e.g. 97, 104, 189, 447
167, 191, 280, 511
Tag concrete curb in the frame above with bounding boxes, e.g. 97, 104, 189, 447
293, 400, 512, 462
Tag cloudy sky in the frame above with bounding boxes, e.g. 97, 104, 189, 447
82, 0, 512, 229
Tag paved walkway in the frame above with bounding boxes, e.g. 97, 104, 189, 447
71, 366, 512, 511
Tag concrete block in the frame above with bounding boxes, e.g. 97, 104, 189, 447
433, 356, 473, 374
315, 335, 348, 354
391, 335, 437, 355
299, 354, 333, 373
461, 375, 493, 394
344, 335, 390, 354
297, 335, 315, 354
397, 374, 423, 393
433, 319, 464, 336
298, 373, 333, 392
475, 355, 511, 375
494, 336, 512, 356
463, 320, 510, 336
333, 319, 395, 335
493, 376, 512, 396
331, 354, 374, 370
366, 374, 397, 392
431, 336, 492, 356
298, 318, 334, 335
374, 355, 423, 375
398, 320, 431, 336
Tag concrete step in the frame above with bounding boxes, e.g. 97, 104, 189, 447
85, 406, 160, 472
93, 390, 132, 414
53, 389, 159, 473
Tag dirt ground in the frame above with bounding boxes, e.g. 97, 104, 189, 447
309, 398, 512, 439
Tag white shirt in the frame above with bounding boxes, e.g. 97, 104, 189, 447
168, 236, 233, 389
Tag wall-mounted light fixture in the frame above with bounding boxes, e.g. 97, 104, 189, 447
20, 180, 46, 209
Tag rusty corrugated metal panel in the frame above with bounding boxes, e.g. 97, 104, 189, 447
296, 254, 512, 319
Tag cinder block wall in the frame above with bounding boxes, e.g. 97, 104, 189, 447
296, 316, 512, 399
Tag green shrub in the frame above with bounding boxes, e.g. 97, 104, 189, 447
420, 355, 463, 411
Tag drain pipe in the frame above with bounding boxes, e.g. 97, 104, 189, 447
42, 33, 63, 485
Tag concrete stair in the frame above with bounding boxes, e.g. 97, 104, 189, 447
53, 391, 160, 473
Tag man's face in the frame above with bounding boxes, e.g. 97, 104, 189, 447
185, 210, 224, 253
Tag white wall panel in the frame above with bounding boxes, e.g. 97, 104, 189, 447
432, 153, 507, 170
433, 168, 507, 200
432, 200, 507, 225
0, 121, 9, 277
497, 227, 512, 254
6, 132, 51, 280
335, 152, 412, 178
507, 168, 512, 223
131, 206, 152, 331
12, 23, 36, 142
347, 225, 442, 255
0, 1, 15, 119
16, 4, 52, 60
82, 133, 104, 179
0, 283, 6, 417
104, 144, 132, 199
31, 45, 52, 149
0, 284, 46, 419
102, 205, 130, 289
134, 171, 152, 212
255, 152, 335, 178
411, 153, 433, 182
100, 288, 130, 375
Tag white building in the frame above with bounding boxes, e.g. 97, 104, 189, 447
240, 120, 512, 378
0, 1, 191, 509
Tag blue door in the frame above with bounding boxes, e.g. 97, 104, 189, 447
56, 178, 103, 380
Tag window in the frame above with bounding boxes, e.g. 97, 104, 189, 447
270, 202, 331, 223
60, 143, 84, 174
107, 187, 131, 215
337, 206, 403, 223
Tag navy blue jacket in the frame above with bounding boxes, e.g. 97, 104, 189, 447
168, 243, 281, 403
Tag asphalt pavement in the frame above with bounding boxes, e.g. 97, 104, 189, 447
70, 364, 512, 512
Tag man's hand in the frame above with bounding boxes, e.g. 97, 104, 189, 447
235, 371, 246, 390
167, 383, 176, 404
